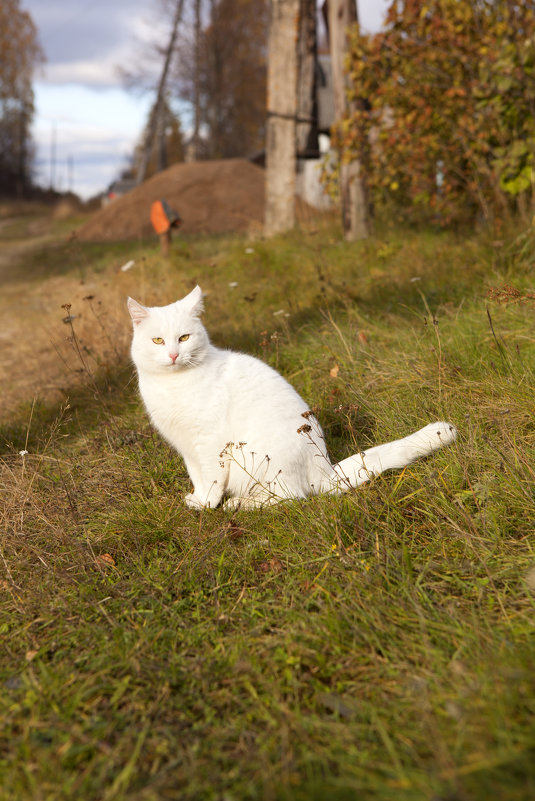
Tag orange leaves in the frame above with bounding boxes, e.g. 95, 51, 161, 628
445, 87, 466, 99
342, 0, 535, 224
329, 363, 340, 379
258, 557, 283, 575
95, 553, 117, 569
25, 649, 39, 662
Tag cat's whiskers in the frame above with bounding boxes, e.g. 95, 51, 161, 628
181, 351, 205, 368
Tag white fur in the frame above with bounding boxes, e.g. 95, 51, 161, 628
127, 287, 457, 509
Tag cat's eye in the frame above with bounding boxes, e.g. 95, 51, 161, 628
179, 334, 190, 342
152, 337, 164, 345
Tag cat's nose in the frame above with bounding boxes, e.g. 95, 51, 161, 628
169, 352, 179, 363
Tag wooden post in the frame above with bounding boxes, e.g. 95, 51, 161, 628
264, 0, 300, 237
327, 0, 370, 240
151, 200, 181, 257
296, 0, 318, 158
160, 230, 172, 257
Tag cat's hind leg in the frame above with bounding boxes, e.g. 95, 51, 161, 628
223, 491, 283, 511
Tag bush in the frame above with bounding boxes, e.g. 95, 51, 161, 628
339, 0, 535, 226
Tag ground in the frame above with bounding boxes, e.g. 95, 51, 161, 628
1, 201, 534, 800
0, 208, 132, 421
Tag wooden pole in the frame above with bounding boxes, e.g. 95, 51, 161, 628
327, 0, 370, 240
296, 0, 318, 158
264, 0, 300, 236
160, 230, 171, 257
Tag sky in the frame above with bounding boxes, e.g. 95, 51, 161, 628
25, 0, 390, 201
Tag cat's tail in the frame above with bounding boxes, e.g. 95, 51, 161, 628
319, 421, 457, 494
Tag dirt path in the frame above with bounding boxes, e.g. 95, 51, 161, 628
0, 212, 129, 426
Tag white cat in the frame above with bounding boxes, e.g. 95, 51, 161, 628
127, 286, 457, 509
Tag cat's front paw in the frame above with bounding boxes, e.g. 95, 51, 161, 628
185, 493, 210, 509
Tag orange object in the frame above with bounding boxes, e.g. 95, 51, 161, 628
150, 199, 182, 235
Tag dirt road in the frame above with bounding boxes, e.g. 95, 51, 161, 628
0, 210, 130, 425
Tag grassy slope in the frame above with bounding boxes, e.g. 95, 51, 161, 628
1, 217, 534, 800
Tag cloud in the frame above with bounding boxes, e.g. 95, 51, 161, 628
23, 0, 179, 197
32, 84, 152, 198
43, 61, 122, 88
28, 0, 145, 57
26, 0, 156, 89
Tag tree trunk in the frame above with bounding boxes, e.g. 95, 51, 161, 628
136, 0, 184, 184
156, 100, 168, 173
327, 0, 370, 240
190, 0, 202, 161
264, 0, 300, 237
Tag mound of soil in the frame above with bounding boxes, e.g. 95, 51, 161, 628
77, 158, 269, 241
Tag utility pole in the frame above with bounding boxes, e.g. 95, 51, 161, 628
68, 155, 74, 193
49, 122, 57, 191
327, 0, 370, 240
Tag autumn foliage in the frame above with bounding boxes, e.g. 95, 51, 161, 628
171, 0, 268, 160
340, 0, 535, 224
0, 0, 43, 196
199, 0, 268, 158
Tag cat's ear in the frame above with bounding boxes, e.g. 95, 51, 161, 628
127, 297, 149, 326
180, 285, 204, 317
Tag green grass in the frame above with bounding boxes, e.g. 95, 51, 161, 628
1, 216, 535, 800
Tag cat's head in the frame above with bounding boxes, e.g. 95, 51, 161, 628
127, 286, 209, 373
